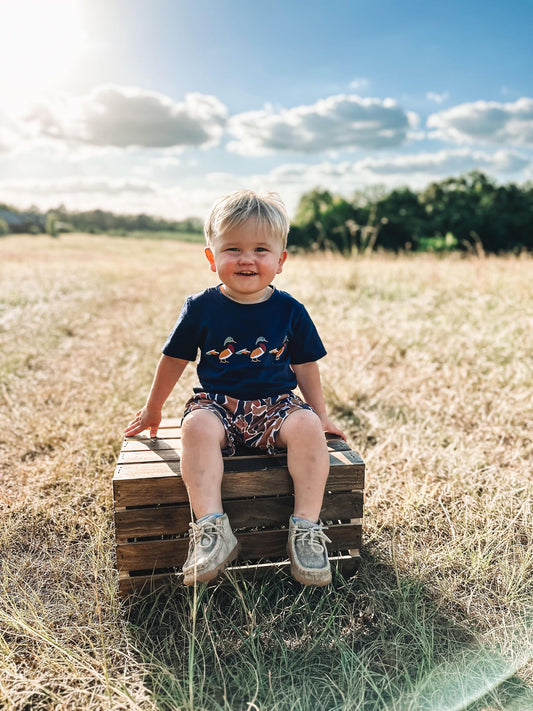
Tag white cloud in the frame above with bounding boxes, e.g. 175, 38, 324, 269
354, 148, 530, 175
0, 177, 156, 211
264, 148, 530, 185
0, 109, 25, 152
0, 176, 224, 220
264, 148, 530, 214
0, 132, 12, 153
427, 97, 533, 145
349, 78, 369, 92
426, 91, 449, 104
204, 147, 531, 215
228, 94, 416, 155
24, 85, 228, 149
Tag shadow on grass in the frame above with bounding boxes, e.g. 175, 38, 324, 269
124, 549, 533, 711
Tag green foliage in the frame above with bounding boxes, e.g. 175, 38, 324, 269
0, 217, 9, 236
45, 212, 58, 237
292, 190, 360, 253
293, 171, 533, 254
3, 204, 204, 237
417, 233, 459, 252
52, 207, 204, 235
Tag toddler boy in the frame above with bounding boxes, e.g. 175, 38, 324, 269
125, 190, 346, 586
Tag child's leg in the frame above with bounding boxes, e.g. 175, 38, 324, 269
275, 408, 330, 521
276, 407, 332, 585
180, 407, 239, 585
180, 408, 227, 519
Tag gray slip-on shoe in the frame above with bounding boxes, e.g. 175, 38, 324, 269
182, 513, 239, 585
287, 517, 332, 586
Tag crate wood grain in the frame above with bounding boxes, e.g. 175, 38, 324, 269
113, 419, 365, 596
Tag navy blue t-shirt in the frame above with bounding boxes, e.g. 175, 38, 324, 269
162, 285, 326, 399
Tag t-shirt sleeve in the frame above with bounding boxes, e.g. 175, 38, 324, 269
289, 303, 327, 365
162, 297, 201, 361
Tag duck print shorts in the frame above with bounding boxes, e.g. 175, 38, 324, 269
182, 391, 314, 455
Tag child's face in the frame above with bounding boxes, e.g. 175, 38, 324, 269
205, 219, 287, 302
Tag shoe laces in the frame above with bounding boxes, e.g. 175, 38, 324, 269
188, 520, 217, 550
294, 525, 332, 553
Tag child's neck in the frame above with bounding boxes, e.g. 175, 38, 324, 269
220, 285, 273, 304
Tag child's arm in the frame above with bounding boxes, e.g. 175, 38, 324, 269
124, 354, 189, 438
292, 361, 347, 441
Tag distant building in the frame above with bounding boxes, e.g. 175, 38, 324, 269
0, 209, 46, 233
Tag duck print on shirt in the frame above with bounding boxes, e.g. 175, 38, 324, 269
206, 336, 237, 363
269, 336, 288, 360
207, 335, 281, 365
207, 330, 294, 368
237, 336, 268, 362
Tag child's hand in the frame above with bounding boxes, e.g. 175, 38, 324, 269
320, 416, 347, 442
124, 408, 161, 438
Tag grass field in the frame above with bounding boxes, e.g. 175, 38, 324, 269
0, 233, 532, 710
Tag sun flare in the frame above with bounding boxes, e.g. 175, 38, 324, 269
0, 0, 86, 94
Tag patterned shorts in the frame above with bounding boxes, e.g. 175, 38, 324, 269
182, 391, 314, 455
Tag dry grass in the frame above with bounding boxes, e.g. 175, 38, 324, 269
0, 234, 532, 710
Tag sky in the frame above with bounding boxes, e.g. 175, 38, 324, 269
0, 0, 532, 220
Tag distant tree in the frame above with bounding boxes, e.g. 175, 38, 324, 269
293, 189, 335, 250
480, 182, 533, 252
420, 171, 494, 252
372, 187, 426, 251
45, 212, 58, 237
0, 217, 9, 236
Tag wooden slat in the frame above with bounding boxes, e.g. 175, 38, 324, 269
115, 491, 364, 540
117, 552, 360, 596
118, 433, 351, 461
157, 418, 183, 429
115, 449, 363, 479
113, 459, 364, 508
116, 524, 362, 571
119, 448, 183, 464
121, 437, 180, 453
129, 419, 347, 435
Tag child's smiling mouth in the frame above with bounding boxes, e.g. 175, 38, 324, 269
236, 271, 258, 276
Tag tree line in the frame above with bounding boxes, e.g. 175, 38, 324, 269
0, 204, 202, 237
290, 171, 533, 254
1, 171, 532, 253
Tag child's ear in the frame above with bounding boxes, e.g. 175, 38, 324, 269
276, 250, 288, 274
205, 247, 217, 272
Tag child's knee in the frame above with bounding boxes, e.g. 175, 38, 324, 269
182, 408, 226, 444
279, 408, 323, 444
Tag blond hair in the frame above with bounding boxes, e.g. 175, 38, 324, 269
204, 190, 290, 249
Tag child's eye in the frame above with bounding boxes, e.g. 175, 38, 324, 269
255, 247, 269, 252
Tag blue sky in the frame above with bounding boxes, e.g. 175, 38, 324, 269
1, 0, 532, 219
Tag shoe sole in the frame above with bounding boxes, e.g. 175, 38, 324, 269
289, 565, 332, 586
287, 544, 332, 586
182, 541, 240, 586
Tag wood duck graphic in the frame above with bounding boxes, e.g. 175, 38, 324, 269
269, 336, 288, 360
237, 336, 268, 362
206, 336, 237, 363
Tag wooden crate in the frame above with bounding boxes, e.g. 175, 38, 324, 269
113, 418, 365, 597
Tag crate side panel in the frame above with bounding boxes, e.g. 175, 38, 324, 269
114, 491, 364, 539
114, 460, 363, 508
116, 523, 362, 572
118, 552, 360, 596
113, 475, 189, 508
